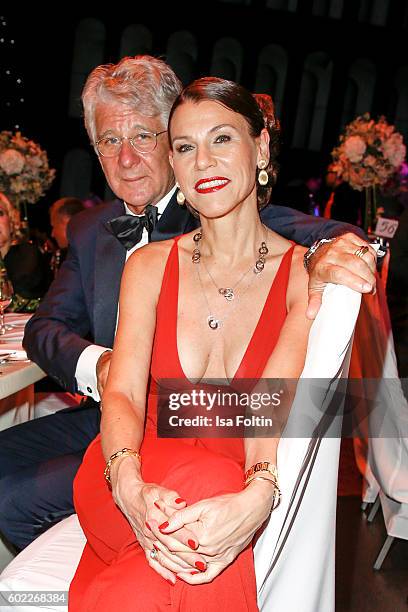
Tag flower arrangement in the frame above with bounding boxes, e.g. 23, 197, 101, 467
331, 113, 406, 191
0, 131, 56, 208
331, 113, 406, 232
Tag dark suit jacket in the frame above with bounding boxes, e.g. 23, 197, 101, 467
4, 242, 51, 299
23, 194, 363, 392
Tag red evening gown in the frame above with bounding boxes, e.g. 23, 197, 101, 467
69, 238, 295, 611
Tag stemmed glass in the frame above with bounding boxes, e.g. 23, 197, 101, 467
0, 273, 14, 335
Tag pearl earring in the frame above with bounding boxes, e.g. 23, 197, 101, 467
257, 160, 269, 186
176, 183, 186, 205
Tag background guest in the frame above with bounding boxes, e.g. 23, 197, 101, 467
49, 197, 85, 274
0, 192, 51, 307
50, 197, 85, 250
323, 167, 363, 226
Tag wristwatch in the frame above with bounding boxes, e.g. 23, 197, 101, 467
303, 238, 335, 271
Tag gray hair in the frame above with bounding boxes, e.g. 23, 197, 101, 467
82, 55, 183, 144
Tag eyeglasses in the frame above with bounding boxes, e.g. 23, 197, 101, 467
95, 130, 167, 157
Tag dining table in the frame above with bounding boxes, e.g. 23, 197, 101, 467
0, 312, 45, 432
0, 312, 47, 570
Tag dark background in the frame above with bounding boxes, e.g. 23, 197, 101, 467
2, 2, 408, 232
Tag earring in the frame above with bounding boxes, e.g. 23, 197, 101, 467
258, 160, 269, 186
176, 183, 186, 205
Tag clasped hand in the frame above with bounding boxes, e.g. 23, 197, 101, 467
160, 482, 273, 584
113, 471, 208, 585
114, 468, 273, 585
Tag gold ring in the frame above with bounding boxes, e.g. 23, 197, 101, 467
354, 246, 369, 258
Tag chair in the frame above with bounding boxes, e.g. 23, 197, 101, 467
367, 491, 408, 570
255, 283, 361, 612
0, 515, 85, 611
0, 284, 363, 612
349, 280, 408, 569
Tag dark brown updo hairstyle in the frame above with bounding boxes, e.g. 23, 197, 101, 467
168, 77, 280, 210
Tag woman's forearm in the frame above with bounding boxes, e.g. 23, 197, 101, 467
101, 391, 145, 465
244, 437, 278, 473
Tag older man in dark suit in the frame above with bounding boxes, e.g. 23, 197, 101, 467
0, 55, 375, 550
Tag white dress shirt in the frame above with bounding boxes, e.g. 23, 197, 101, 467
75, 187, 176, 401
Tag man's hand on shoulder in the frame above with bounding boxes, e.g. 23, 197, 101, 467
96, 350, 112, 402
305, 232, 377, 320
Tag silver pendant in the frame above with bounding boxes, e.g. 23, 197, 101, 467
218, 288, 234, 301
207, 316, 221, 330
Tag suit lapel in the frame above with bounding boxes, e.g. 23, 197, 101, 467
93, 195, 198, 348
93, 201, 126, 347
151, 193, 199, 241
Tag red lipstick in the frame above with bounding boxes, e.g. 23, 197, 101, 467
194, 176, 230, 193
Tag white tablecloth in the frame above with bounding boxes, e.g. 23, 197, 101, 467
0, 313, 45, 430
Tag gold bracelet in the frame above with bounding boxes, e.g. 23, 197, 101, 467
245, 475, 282, 510
104, 448, 141, 487
244, 461, 278, 485
244, 473, 278, 488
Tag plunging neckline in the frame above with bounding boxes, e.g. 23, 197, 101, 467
173, 240, 295, 384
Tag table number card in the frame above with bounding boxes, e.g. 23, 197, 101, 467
374, 217, 399, 239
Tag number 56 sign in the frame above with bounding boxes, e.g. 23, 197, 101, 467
374, 217, 399, 239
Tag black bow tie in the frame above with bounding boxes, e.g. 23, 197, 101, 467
106, 205, 158, 250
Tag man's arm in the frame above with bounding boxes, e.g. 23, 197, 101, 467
261, 204, 376, 318
260, 204, 366, 244
305, 233, 376, 318
23, 222, 105, 395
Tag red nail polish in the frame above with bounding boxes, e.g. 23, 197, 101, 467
195, 561, 206, 572
154, 501, 161, 510
190, 571, 200, 575
188, 539, 197, 550
145, 521, 152, 531
159, 521, 169, 531
175, 497, 185, 504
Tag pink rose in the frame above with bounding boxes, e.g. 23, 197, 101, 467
343, 136, 366, 163
363, 154, 377, 168
381, 134, 406, 168
0, 149, 25, 175
10, 177, 26, 193
26, 155, 43, 169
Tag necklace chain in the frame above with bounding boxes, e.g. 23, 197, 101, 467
192, 228, 269, 330
192, 230, 269, 302
201, 257, 252, 301
195, 262, 260, 330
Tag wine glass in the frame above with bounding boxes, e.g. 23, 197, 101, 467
0, 274, 14, 335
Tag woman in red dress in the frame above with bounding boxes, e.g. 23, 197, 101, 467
69, 78, 312, 611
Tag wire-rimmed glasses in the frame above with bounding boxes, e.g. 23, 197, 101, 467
95, 130, 167, 157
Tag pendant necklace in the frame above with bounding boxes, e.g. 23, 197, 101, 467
193, 231, 268, 302
192, 228, 269, 330
201, 259, 250, 302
